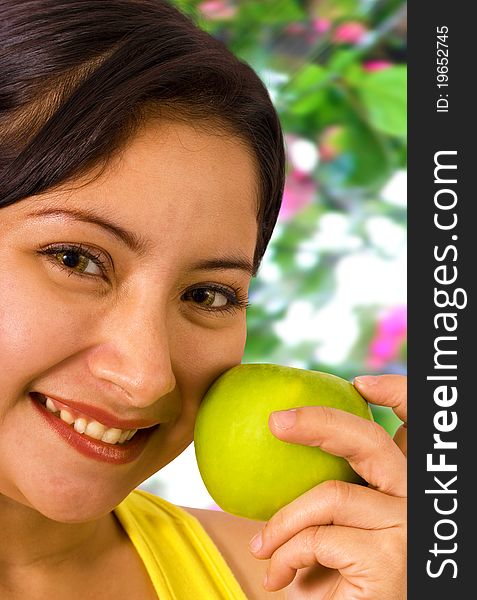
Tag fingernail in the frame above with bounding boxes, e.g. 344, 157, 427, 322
271, 409, 297, 429
263, 572, 269, 588
249, 531, 263, 553
354, 375, 379, 387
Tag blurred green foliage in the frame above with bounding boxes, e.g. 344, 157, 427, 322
172, 0, 407, 435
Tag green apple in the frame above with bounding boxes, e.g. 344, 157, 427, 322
194, 363, 373, 521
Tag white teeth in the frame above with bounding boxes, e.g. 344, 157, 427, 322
101, 428, 123, 444
126, 429, 138, 441
60, 409, 75, 425
118, 430, 130, 444
38, 394, 145, 445
74, 418, 88, 434
46, 398, 58, 413
85, 421, 107, 440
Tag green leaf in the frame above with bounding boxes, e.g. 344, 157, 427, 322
238, 0, 306, 24
344, 121, 392, 187
289, 64, 329, 93
243, 328, 282, 362
318, 117, 392, 190
355, 67, 407, 138
329, 49, 360, 74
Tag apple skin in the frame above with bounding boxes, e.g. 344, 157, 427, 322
194, 364, 373, 521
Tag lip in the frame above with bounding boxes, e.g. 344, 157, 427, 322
30, 394, 159, 465
32, 392, 161, 430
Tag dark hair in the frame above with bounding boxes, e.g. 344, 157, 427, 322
0, 0, 284, 272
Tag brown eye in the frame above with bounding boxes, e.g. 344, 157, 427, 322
181, 284, 250, 315
38, 243, 107, 279
189, 288, 228, 308
54, 249, 102, 275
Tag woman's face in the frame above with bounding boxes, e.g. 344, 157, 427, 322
0, 119, 258, 522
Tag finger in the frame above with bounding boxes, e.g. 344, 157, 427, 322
354, 374, 407, 456
250, 480, 405, 560
393, 424, 407, 456
264, 524, 406, 596
269, 406, 406, 497
353, 374, 407, 425
264, 524, 375, 592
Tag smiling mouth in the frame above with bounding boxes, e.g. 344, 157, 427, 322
30, 392, 156, 446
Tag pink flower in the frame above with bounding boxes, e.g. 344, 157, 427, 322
378, 306, 407, 337
312, 18, 331, 34
363, 60, 393, 72
367, 306, 407, 369
199, 1, 237, 20
333, 21, 367, 44
279, 169, 317, 222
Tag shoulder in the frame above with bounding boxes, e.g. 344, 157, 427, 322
181, 505, 286, 600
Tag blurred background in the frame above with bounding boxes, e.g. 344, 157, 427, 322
140, 0, 407, 507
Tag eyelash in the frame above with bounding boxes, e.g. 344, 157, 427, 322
38, 243, 109, 280
37, 243, 251, 315
181, 284, 251, 316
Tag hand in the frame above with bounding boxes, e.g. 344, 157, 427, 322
248, 374, 407, 600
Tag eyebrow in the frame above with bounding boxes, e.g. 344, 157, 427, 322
26, 207, 256, 275
190, 256, 255, 277
26, 208, 150, 255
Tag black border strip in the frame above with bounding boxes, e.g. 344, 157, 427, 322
408, 3, 472, 597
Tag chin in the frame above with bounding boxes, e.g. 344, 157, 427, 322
16, 474, 133, 523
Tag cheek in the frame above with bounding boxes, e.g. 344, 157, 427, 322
135, 316, 248, 482
0, 266, 90, 389
171, 316, 247, 409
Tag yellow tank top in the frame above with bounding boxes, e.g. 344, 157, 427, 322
113, 489, 248, 599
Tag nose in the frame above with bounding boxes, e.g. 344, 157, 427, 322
87, 295, 176, 408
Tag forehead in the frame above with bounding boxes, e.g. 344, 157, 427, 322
26, 119, 260, 261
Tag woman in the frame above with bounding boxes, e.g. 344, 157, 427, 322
0, 1, 406, 598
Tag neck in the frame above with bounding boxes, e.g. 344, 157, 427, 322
0, 493, 116, 570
